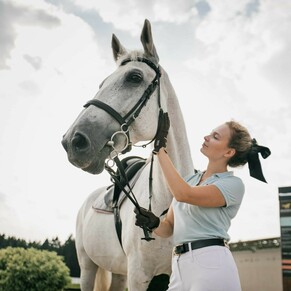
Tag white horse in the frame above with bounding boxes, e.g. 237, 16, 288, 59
62, 19, 193, 291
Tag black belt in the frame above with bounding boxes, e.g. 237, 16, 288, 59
174, 238, 226, 255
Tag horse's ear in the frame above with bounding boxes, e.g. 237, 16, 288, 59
112, 33, 127, 62
141, 19, 159, 62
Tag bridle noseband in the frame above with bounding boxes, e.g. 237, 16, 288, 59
83, 57, 162, 155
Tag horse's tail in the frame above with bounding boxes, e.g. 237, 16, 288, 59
94, 268, 112, 291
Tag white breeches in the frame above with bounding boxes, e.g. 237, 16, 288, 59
167, 246, 241, 291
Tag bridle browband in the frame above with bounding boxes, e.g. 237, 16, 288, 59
83, 57, 162, 154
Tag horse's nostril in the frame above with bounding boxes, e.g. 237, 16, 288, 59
72, 133, 89, 152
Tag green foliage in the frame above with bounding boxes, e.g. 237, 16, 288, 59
0, 234, 80, 277
0, 247, 71, 291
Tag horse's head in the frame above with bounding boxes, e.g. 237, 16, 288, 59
62, 19, 164, 174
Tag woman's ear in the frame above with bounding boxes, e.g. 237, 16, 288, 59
224, 148, 236, 158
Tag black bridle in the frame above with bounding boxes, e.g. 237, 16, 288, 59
83, 57, 162, 154
83, 57, 163, 242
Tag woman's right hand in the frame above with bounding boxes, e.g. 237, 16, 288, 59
153, 111, 170, 154
134, 207, 160, 231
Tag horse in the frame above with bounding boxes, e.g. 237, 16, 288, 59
62, 19, 193, 291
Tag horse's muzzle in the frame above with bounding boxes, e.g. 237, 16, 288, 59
62, 132, 91, 154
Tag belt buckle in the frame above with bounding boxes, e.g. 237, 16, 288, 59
173, 243, 184, 256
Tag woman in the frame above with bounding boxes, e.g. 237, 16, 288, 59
135, 113, 271, 291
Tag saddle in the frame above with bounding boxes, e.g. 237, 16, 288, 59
93, 156, 147, 213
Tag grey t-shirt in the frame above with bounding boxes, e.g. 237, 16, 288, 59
172, 170, 245, 245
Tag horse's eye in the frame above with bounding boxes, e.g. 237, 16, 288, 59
126, 72, 143, 83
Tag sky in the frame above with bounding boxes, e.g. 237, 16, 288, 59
0, 0, 290, 244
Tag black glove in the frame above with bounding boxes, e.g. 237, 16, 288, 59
134, 207, 160, 232
153, 111, 170, 154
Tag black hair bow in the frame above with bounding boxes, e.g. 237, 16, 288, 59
247, 138, 271, 183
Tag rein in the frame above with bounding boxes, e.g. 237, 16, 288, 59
106, 156, 154, 242
84, 57, 164, 242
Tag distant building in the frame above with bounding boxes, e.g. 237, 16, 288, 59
230, 238, 282, 291
233, 186, 291, 291
279, 186, 291, 291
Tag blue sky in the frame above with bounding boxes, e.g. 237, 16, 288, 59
0, 0, 290, 243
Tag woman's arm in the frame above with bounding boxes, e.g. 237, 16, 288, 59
157, 149, 226, 207
154, 205, 174, 238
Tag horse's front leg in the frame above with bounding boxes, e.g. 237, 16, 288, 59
127, 265, 150, 291
109, 273, 127, 291
79, 260, 97, 291
127, 271, 170, 291
126, 241, 172, 291
127, 257, 161, 291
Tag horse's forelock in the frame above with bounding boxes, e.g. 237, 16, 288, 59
115, 50, 142, 66
116, 50, 159, 67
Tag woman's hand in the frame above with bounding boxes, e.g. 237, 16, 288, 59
153, 111, 170, 154
134, 207, 160, 231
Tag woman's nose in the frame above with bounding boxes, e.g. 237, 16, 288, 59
204, 135, 209, 141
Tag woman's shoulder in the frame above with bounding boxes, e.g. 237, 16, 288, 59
226, 172, 244, 186
215, 172, 245, 195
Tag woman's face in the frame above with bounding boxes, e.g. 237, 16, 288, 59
201, 123, 234, 162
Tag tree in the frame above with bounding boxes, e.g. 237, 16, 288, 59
0, 234, 28, 249
0, 247, 71, 291
61, 235, 80, 277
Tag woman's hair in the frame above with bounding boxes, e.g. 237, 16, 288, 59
226, 121, 252, 167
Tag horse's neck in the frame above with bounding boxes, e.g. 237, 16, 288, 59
156, 103, 193, 179
166, 116, 193, 177
152, 69, 194, 203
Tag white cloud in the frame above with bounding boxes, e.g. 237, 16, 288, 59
0, 0, 61, 69
152, 0, 198, 23
23, 54, 42, 70
195, 2, 283, 75
72, 0, 199, 35
72, 0, 151, 35
183, 0, 291, 137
